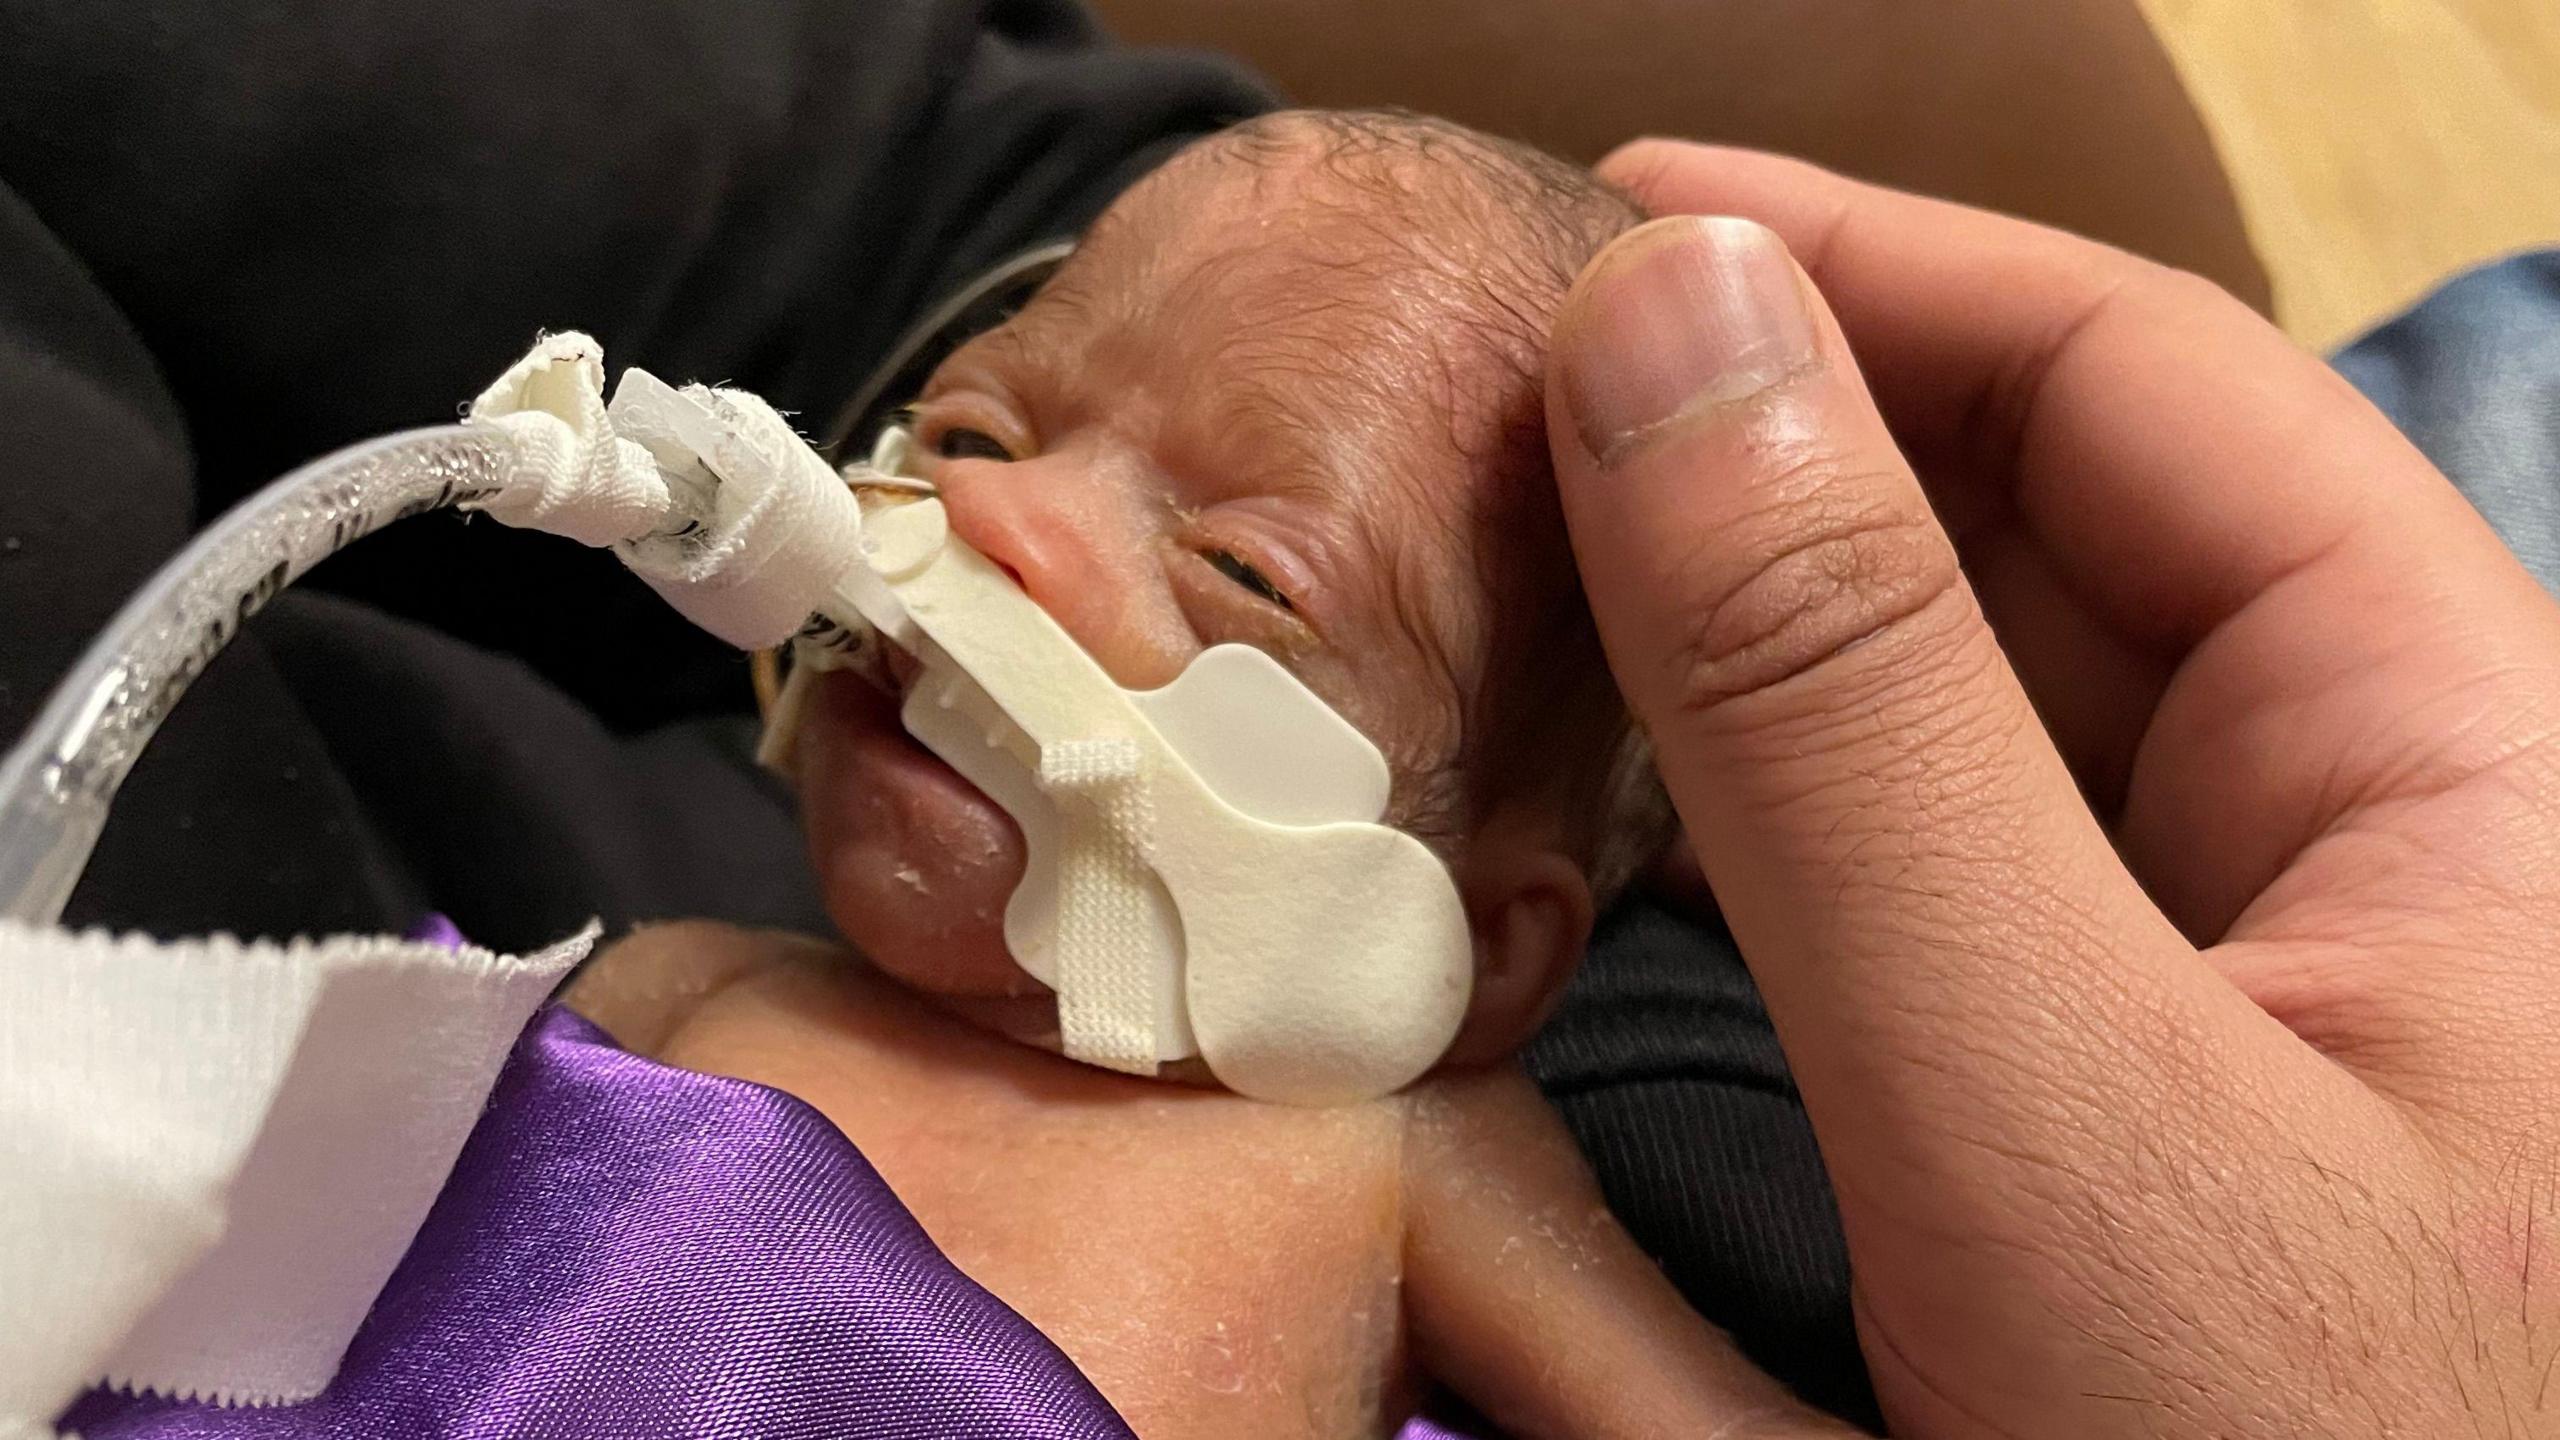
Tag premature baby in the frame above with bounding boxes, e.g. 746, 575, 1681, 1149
570, 110, 1811, 1438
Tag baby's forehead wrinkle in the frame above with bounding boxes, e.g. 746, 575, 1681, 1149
933, 313, 1059, 411
962, 322, 1045, 382
1003, 214, 1190, 369
1014, 267, 1107, 339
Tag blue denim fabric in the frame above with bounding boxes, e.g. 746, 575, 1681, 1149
2333, 250, 2560, 587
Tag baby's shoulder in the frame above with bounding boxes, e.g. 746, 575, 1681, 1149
564, 919, 819, 1057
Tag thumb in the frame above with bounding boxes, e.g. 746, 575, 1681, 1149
1545, 216, 2188, 1141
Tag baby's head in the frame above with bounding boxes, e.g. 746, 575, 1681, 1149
801, 110, 1665, 1067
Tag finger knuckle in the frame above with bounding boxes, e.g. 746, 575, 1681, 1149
2135, 255, 2254, 319
1595, 137, 1688, 199
1657, 466, 1964, 721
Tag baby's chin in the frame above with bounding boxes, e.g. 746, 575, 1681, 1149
798, 670, 1046, 1002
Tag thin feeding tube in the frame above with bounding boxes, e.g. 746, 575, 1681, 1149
0, 424, 516, 924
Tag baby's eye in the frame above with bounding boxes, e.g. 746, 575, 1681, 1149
1203, 548, 1294, 612
933, 426, 1015, 463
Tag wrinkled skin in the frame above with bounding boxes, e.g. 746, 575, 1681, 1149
1545, 142, 2560, 1437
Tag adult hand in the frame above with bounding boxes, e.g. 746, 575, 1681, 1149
1546, 141, 2560, 1437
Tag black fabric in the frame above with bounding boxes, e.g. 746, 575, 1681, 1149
0, 2, 1875, 1423
1524, 901, 1880, 1428
0, 0, 1271, 940
0, 0, 1270, 734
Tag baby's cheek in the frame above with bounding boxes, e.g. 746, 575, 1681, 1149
1294, 649, 1462, 811
797, 673, 1033, 998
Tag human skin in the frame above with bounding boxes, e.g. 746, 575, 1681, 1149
1543, 141, 2560, 1436
570, 922, 1830, 1438
797, 114, 1638, 1070
568, 118, 1877, 1438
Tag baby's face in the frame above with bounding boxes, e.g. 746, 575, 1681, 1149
800, 117, 1604, 1025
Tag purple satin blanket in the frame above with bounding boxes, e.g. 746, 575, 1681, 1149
60, 1004, 1485, 1439
62, 1007, 1138, 1439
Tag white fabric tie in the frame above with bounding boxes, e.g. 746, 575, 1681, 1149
467, 333, 669, 546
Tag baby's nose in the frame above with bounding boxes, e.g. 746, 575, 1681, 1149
932, 456, 1186, 687
933, 455, 1086, 596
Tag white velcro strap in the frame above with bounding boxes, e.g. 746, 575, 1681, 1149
1037, 739, 1159, 1072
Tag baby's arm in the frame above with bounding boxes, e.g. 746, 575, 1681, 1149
1400, 1067, 1840, 1438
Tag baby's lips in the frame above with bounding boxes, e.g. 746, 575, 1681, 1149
798, 669, 1045, 1000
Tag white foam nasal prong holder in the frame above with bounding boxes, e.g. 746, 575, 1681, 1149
831, 497, 1475, 1106
468, 336, 1473, 1105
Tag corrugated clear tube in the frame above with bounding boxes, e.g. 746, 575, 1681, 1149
0, 425, 515, 924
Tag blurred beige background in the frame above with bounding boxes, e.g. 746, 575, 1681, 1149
2142, 0, 2560, 348
1092, 0, 2559, 351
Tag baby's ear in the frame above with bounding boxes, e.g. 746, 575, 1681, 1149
1444, 808, 1595, 1067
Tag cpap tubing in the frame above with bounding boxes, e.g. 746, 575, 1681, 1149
0, 425, 519, 924
0, 351, 853, 927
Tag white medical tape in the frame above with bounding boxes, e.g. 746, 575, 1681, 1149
606, 374, 866, 650
470, 341, 868, 650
